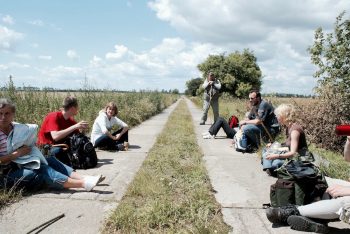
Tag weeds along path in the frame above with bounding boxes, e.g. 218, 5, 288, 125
102, 97, 230, 233
0, 98, 180, 234
185, 97, 350, 234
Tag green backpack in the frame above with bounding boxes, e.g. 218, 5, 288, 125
270, 160, 328, 207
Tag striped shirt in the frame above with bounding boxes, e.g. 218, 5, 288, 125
0, 130, 7, 156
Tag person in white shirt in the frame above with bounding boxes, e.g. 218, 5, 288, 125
91, 102, 129, 151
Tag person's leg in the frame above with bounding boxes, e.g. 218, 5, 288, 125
6, 167, 44, 190
271, 158, 285, 170
242, 124, 262, 148
298, 195, 350, 220
50, 146, 71, 166
261, 148, 273, 170
94, 134, 117, 150
208, 117, 224, 135
200, 94, 210, 124
220, 118, 236, 138
112, 129, 129, 143
46, 155, 74, 177
211, 97, 219, 123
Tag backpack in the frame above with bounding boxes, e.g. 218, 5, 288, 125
66, 133, 98, 169
270, 160, 328, 207
233, 129, 256, 153
228, 115, 239, 128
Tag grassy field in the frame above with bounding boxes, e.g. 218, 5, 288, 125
103, 100, 231, 233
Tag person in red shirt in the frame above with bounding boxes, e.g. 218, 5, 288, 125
37, 96, 89, 164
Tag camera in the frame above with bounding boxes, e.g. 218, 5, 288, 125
335, 125, 350, 136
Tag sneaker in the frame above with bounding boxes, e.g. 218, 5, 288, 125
287, 215, 330, 233
84, 175, 100, 191
266, 205, 300, 224
265, 169, 277, 177
202, 131, 211, 136
203, 134, 215, 139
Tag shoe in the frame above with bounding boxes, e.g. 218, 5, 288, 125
287, 215, 330, 233
202, 131, 211, 136
123, 141, 129, 151
265, 169, 277, 177
199, 121, 205, 125
117, 143, 125, 151
203, 134, 215, 139
266, 205, 300, 224
84, 175, 100, 191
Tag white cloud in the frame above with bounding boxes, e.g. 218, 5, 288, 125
148, 0, 350, 94
67, 50, 79, 59
15, 53, 31, 59
105, 45, 128, 60
38, 55, 52, 60
28, 19, 44, 27
0, 26, 24, 51
2, 15, 14, 25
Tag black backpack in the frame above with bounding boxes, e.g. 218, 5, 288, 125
66, 133, 98, 169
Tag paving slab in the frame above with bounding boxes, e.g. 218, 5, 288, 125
0, 100, 179, 234
185, 97, 349, 234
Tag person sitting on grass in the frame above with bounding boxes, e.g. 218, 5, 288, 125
0, 98, 103, 192
262, 104, 309, 176
91, 102, 129, 151
265, 138, 350, 233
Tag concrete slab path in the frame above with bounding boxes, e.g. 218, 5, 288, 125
0, 100, 180, 234
185, 97, 350, 234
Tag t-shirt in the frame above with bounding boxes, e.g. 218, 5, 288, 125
37, 111, 77, 145
285, 123, 308, 151
248, 100, 277, 127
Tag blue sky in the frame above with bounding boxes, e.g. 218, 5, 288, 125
1, 0, 349, 94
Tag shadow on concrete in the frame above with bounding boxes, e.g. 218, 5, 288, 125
128, 145, 141, 149
95, 159, 114, 168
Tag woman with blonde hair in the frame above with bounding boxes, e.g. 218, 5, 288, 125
262, 103, 308, 176
91, 102, 129, 151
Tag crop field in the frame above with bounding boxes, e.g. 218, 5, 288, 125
1, 89, 179, 131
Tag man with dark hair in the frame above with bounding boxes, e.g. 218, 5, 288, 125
238, 90, 279, 150
37, 95, 89, 164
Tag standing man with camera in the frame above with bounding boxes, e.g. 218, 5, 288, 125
200, 71, 221, 125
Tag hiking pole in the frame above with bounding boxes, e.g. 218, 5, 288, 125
26, 213, 65, 234
261, 122, 274, 143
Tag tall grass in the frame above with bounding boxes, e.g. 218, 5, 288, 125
0, 89, 178, 130
103, 100, 231, 233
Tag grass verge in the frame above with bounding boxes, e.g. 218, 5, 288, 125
103, 100, 231, 233
0, 186, 22, 212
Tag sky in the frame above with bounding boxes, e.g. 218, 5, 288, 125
0, 0, 349, 94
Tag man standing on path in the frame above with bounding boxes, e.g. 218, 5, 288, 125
200, 72, 221, 125
239, 90, 279, 149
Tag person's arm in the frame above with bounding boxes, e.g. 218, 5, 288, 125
50, 121, 88, 142
214, 80, 221, 90
344, 137, 350, 162
0, 146, 32, 164
326, 185, 350, 198
114, 118, 129, 140
202, 79, 210, 89
266, 130, 300, 160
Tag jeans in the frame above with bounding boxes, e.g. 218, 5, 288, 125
3, 156, 73, 190
242, 124, 263, 148
201, 94, 219, 123
261, 148, 285, 170
209, 117, 236, 138
94, 129, 129, 150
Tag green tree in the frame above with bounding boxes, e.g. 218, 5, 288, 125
308, 11, 350, 118
185, 78, 202, 96
197, 49, 262, 98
